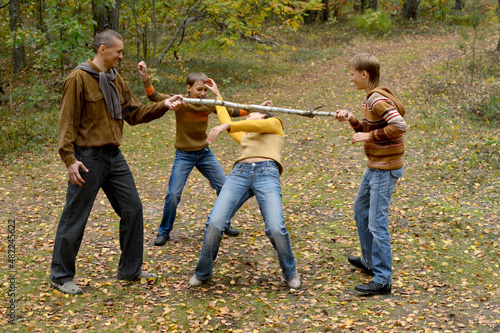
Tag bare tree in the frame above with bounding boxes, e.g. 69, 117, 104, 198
37, 0, 45, 32
403, 0, 419, 20
497, 0, 500, 51
92, 0, 122, 34
9, 0, 26, 73
157, 0, 203, 65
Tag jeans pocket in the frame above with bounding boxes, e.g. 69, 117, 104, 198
390, 168, 404, 179
263, 166, 280, 179
75, 146, 100, 160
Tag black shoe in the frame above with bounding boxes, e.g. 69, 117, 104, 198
348, 256, 374, 276
355, 281, 392, 295
154, 233, 170, 246
224, 226, 240, 237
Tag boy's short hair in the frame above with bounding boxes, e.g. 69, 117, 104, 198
186, 73, 208, 86
349, 53, 380, 88
93, 29, 123, 54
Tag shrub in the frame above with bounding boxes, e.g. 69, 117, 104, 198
352, 9, 394, 35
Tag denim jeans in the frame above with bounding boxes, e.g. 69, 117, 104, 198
194, 161, 296, 282
354, 167, 403, 285
158, 147, 229, 236
51, 145, 144, 283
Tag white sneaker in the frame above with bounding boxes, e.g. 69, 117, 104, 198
138, 271, 158, 281
188, 274, 205, 287
51, 280, 83, 295
287, 274, 301, 289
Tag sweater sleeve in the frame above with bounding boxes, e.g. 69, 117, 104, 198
369, 97, 407, 142
121, 76, 170, 125
348, 116, 363, 133
142, 77, 172, 102
229, 117, 284, 136
215, 97, 244, 143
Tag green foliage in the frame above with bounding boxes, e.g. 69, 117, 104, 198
0, 109, 58, 158
1, 22, 500, 332
352, 9, 394, 34
0, 75, 59, 158
469, 90, 500, 124
35, 0, 94, 72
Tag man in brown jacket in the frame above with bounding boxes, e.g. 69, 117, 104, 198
50, 29, 184, 295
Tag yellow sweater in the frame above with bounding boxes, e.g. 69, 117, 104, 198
215, 104, 285, 175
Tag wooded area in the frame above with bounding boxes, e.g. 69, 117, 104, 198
1, 0, 498, 77
1, 1, 499, 332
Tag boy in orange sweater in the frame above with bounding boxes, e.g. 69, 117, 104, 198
137, 62, 247, 246
335, 53, 407, 295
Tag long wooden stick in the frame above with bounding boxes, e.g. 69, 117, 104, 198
182, 98, 337, 117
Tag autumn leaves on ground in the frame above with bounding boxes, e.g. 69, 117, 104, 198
1, 25, 499, 332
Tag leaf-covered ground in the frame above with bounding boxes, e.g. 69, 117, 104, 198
1, 25, 499, 332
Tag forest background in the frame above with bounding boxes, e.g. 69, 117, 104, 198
0, 0, 499, 332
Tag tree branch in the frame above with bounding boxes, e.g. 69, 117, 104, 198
240, 34, 279, 46
0, 0, 12, 9
156, 0, 203, 65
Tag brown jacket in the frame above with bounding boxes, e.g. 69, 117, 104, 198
58, 59, 170, 167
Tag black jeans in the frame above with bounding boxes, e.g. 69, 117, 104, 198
51, 145, 144, 283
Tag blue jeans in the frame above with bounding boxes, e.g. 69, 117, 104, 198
51, 145, 144, 283
158, 147, 228, 235
354, 167, 403, 285
194, 161, 296, 282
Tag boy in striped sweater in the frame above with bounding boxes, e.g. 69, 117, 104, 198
335, 53, 407, 295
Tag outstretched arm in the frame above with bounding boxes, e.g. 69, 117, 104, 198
207, 123, 231, 144
137, 61, 171, 102
335, 109, 363, 135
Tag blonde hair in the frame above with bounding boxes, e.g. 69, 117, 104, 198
349, 53, 380, 89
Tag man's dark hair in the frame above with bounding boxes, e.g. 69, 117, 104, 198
93, 29, 123, 54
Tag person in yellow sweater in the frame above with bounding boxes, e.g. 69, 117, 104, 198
137, 62, 248, 246
188, 104, 301, 289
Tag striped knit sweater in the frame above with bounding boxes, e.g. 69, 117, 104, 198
349, 87, 407, 170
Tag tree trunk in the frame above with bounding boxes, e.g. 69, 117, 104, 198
152, 0, 157, 59
305, 0, 329, 23
494, 1, 500, 51
403, 0, 419, 20
369, 0, 378, 11
9, 0, 26, 73
453, 0, 465, 10
37, 0, 45, 32
320, 0, 329, 22
92, 0, 122, 33
354, 0, 367, 12
143, 21, 148, 60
